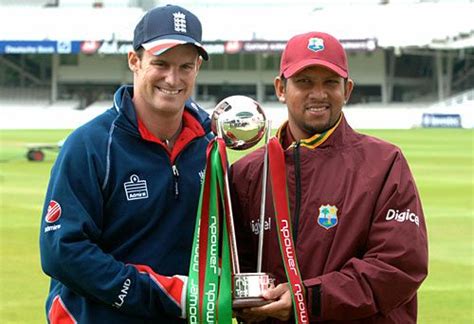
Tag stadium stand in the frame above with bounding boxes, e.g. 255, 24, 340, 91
422, 89, 474, 128
0, 0, 472, 129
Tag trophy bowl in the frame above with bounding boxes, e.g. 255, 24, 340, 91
211, 95, 267, 150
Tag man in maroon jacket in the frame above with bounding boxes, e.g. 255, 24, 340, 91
230, 31, 428, 323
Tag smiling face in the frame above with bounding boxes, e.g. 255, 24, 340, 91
128, 44, 202, 120
275, 65, 353, 140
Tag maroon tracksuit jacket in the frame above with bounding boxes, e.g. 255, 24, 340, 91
230, 116, 428, 323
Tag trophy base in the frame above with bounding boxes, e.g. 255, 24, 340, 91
232, 297, 272, 309
232, 272, 274, 309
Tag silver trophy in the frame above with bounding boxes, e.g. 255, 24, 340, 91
211, 95, 273, 309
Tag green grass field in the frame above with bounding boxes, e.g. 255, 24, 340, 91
0, 128, 472, 323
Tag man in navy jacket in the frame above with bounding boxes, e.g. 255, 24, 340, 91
40, 4, 213, 323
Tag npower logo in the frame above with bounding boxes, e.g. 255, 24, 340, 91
280, 220, 308, 322
294, 283, 308, 323
280, 219, 297, 276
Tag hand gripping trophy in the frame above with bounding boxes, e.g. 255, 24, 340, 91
186, 96, 273, 323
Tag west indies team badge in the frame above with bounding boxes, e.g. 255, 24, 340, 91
308, 37, 325, 52
318, 205, 338, 229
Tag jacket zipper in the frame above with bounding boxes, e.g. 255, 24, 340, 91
171, 164, 180, 199
169, 136, 207, 200
170, 134, 208, 200
292, 141, 301, 244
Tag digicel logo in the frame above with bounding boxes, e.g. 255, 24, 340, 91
45, 200, 62, 223
386, 208, 419, 227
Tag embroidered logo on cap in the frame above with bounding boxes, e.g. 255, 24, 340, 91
308, 37, 324, 52
124, 174, 149, 201
45, 200, 62, 223
173, 12, 187, 33
317, 204, 338, 229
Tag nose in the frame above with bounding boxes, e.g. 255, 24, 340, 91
309, 83, 328, 100
164, 67, 179, 86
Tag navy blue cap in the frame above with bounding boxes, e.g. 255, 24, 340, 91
133, 4, 209, 60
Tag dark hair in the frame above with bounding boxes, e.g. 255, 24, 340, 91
135, 47, 145, 59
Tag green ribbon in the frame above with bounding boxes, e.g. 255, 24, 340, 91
187, 139, 233, 323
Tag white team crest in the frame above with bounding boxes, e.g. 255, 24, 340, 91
173, 12, 187, 33
317, 205, 338, 229
124, 174, 149, 201
308, 37, 325, 52
199, 169, 205, 184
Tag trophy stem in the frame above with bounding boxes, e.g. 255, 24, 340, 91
217, 120, 241, 274
257, 120, 271, 273
224, 173, 241, 274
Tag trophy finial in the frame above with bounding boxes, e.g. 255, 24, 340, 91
211, 95, 267, 150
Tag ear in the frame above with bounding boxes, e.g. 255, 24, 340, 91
274, 77, 286, 103
128, 51, 140, 73
195, 56, 203, 72
344, 78, 354, 104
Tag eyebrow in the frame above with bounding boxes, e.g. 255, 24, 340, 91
149, 57, 197, 66
296, 72, 340, 79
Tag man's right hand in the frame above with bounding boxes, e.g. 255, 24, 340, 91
235, 283, 293, 322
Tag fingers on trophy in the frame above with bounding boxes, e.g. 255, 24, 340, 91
211, 95, 274, 309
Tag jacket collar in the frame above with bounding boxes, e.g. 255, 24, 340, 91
276, 113, 348, 150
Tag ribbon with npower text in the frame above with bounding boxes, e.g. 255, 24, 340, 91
186, 138, 233, 323
268, 137, 309, 324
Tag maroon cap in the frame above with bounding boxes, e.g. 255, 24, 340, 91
280, 31, 348, 79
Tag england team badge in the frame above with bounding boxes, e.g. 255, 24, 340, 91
318, 205, 338, 229
308, 37, 325, 52
124, 174, 149, 201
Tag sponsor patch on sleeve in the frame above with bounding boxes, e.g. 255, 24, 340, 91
45, 200, 62, 223
44, 200, 62, 233
385, 208, 419, 227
